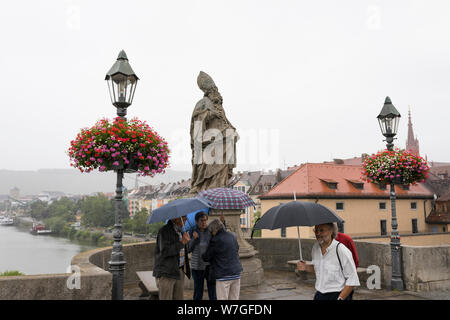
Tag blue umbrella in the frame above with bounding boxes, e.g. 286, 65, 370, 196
146, 197, 212, 225
181, 208, 210, 233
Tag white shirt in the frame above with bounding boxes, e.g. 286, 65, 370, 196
311, 239, 360, 293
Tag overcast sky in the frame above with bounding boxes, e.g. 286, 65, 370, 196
1, 0, 449, 174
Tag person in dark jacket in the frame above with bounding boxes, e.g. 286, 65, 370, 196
187, 212, 226, 300
202, 219, 242, 300
153, 216, 191, 300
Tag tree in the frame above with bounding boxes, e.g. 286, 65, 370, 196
252, 210, 262, 238
81, 194, 114, 227
29, 200, 48, 220
80, 194, 129, 228
47, 197, 77, 221
132, 208, 151, 234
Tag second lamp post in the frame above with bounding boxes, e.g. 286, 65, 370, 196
377, 96, 404, 291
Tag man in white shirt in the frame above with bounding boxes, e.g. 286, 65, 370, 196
297, 223, 360, 300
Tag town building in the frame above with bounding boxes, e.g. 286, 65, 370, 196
259, 162, 439, 239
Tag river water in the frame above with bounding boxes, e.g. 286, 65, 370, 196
0, 225, 97, 275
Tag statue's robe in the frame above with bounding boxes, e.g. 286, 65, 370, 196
190, 96, 238, 194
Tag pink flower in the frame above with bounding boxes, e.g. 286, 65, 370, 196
113, 161, 119, 166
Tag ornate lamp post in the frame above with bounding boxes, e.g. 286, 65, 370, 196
105, 50, 139, 300
377, 96, 404, 291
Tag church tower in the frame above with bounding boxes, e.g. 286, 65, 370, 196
406, 106, 420, 155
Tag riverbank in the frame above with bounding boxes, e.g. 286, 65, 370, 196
14, 215, 153, 247
0, 223, 97, 275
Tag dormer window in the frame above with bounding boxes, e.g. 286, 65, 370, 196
376, 183, 387, 190
320, 179, 338, 190
346, 179, 364, 190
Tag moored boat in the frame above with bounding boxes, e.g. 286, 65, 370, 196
30, 222, 52, 235
0, 216, 14, 226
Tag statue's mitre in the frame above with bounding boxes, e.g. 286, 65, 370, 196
197, 71, 217, 92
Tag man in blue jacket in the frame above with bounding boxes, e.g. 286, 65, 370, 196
202, 218, 242, 300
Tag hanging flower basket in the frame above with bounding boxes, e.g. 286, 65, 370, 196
362, 149, 430, 185
68, 117, 170, 177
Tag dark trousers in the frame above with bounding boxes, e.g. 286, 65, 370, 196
314, 290, 354, 300
192, 267, 217, 300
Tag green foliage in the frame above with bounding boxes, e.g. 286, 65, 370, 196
123, 208, 152, 235
29, 200, 49, 220
148, 221, 165, 236
47, 197, 77, 220
45, 215, 68, 234
90, 231, 104, 243
80, 194, 130, 228
252, 211, 262, 238
80, 194, 114, 227
0, 270, 24, 276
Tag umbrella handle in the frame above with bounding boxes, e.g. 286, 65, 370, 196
297, 226, 303, 261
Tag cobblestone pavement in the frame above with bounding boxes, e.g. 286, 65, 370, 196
125, 270, 450, 300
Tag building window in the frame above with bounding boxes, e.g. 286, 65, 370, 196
377, 183, 387, 190
328, 183, 338, 190
337, 221, 345, 233
379, 202, 387, 210
410, 202, 417, 210
240, 218, 246, 225
281, 227, 286, 238
380, 220, 387, 236
412, 219, 418, 234
336, 202, 344, 211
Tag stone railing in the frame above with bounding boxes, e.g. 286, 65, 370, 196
1, 237, 448, 299
248, 237, 450, 292
0, 246, 111, 300
87, 241, 156, 287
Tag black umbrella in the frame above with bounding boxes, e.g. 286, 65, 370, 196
252, 200, 344, 260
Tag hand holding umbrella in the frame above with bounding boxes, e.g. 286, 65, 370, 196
181, 231, 191, 244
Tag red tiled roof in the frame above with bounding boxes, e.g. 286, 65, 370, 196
438, 190, 450, 202
323, 157, 364, 166
260, 163, 434, 199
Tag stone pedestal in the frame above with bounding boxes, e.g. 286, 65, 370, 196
185, 209, 264, 290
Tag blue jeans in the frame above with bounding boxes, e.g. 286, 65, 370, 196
192, 267, 217, 300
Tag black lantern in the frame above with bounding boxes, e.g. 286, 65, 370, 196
105, 50, 139, 117
377, 96, 401, 138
